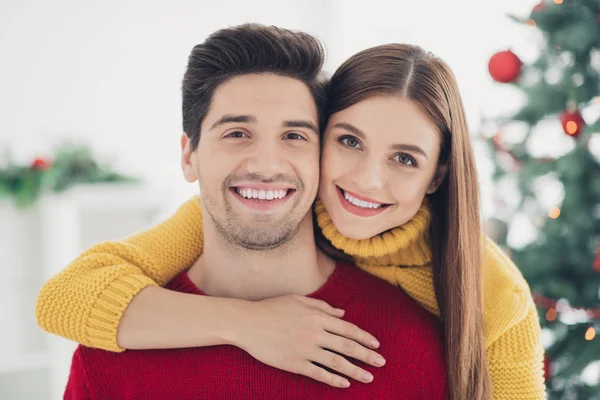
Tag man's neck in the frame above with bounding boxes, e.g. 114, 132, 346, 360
187, 214, 336, 300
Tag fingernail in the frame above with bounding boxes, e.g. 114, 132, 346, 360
340, 379, 350, 388
363, 372, 374, 383
375, 356, 386, 366
371, 340, 380, 348
337, 308, 345, 315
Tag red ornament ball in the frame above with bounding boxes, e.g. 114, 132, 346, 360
31, 157, 52, 171
594, 246, 600, 272
533, 2, 546, 13
559, 109, 585, 138
488, 50, 522, 83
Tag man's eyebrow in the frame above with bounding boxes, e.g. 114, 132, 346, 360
283, 120, 319, 135
209, 114, 257, 130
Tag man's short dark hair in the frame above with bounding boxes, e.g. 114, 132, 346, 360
182, 23, 328, 150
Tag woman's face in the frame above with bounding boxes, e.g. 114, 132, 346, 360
319, 95, 446, 240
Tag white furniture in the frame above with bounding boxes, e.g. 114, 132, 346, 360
0, 183, 169, 400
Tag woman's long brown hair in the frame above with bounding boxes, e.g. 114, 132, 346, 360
326, 44, 492, 399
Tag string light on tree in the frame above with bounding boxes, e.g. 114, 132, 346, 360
560, 101, 585, 138
585, 327, 596, 341
546, 308, 558, 321
548, 206, 561, 219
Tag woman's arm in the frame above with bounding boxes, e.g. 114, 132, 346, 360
120, 286, 385, 387
36, 196, 384, 387
486, 306, 547, 399
36, 197, 204, 350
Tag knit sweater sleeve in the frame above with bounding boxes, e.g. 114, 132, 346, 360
487, 306, 547, 399
36, 196, 205, 352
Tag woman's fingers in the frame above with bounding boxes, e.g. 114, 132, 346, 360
323, 316, 381, 350
295, 296, 346, 318
312, 349, 374, 384
323, 333, 386, 369
300, 363, 351, 388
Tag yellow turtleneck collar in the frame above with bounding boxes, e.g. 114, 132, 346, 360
314, 199, 432, 268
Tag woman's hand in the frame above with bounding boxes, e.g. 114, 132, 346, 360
233, 295, 385, 388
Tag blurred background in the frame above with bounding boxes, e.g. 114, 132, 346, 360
1, 0, 599, 398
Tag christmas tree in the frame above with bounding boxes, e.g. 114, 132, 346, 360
485, 1, 600, 398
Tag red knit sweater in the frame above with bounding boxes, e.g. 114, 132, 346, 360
64, 262, 448, 399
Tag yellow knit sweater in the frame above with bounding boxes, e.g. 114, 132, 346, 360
36, 196, 546, 399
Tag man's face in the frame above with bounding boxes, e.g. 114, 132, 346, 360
182, 73, 320, 250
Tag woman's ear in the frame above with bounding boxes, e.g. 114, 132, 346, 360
426, 163, 448, 194
181, 134, 199, 183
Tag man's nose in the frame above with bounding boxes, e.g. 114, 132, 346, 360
246, 138, 285, 176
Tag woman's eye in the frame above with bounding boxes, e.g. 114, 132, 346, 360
225, 131, 248, 139
339, 135, 361, 149
394, 153, 417, 167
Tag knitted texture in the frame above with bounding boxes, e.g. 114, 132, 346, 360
37, 196, 546, 398
36, 198, 204, 351
315, 200, 546, 399
64, 262, 448, 400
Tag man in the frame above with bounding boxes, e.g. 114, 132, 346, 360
64, 24, 447, 400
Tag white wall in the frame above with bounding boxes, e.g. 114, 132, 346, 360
0, 0, 333, 206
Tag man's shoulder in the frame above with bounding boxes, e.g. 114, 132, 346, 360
334, 262, 441, 324
333, 262, 446, 393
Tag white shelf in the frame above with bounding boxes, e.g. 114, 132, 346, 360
0, 352, 50, 375
2, 183, 170, 400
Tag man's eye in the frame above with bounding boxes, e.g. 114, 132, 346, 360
285, 132, 306, 141
225, 131, 248, 139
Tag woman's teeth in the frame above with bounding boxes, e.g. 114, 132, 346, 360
343, 191, 384, 209
236, 188, 288, 200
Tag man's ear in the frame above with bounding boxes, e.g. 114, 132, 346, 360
181, 134, 199, 183
426, 163, 448, 194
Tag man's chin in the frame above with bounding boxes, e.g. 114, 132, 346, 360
228, 228, 294, 250
223, 216, 301, 247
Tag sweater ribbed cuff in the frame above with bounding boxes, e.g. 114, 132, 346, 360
85, 274, 158, 352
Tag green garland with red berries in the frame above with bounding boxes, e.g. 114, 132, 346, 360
0, 144, 138, 208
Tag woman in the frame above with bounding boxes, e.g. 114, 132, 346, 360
37, 43, 545, 399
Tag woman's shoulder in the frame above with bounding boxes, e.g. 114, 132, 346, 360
481, 235, 535, 348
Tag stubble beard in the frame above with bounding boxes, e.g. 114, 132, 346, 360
201, 172, 311, 252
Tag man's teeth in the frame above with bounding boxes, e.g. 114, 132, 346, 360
343, 191, 383, 209
236, 188, 288, 200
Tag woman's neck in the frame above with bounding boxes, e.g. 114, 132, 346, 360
314, 199, 432, 267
